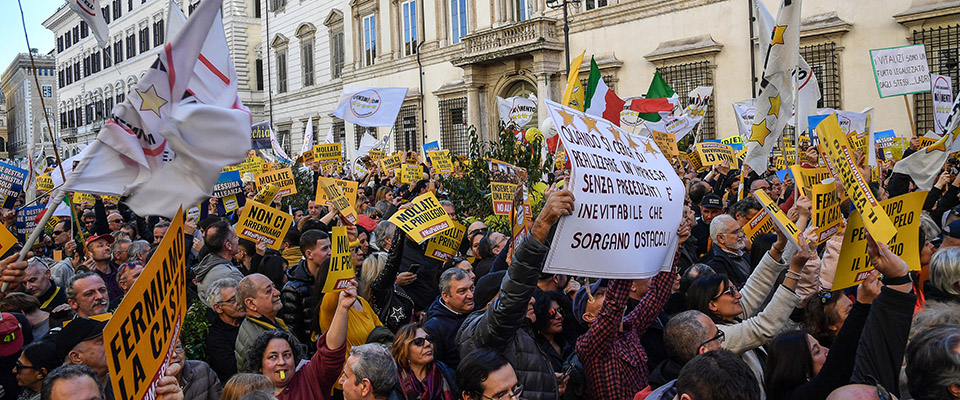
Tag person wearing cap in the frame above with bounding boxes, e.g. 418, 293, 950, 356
22, 258, 67, 313
66, 272, 110, 318
942, 220, 960, 249
422, 267, 474, 370
0, 311, 27, 399
194, 219, 245, 307
84, 233, 123, 301
691, 194, 725, 259
56, 316, 111, 392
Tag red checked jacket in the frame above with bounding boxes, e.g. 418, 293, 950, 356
575, 259, 677, 400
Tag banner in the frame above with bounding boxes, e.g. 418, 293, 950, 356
651, 130, 680, 157
810, 179, 842, 244
251, 122, 272, 150
315, 177, 360, 210
818, 114, 897, 244
497, 95, 538, 127
236, 201, 294, 250
695, 142, 735, 167
790, 166, 833, 197
542, 100, 684, 279
400, 164, 421, 184
429, 150, 454, 175
754, 190, 803, 248
874, 130, 896, 149
742, 208, 775, 244
0, 163, 26, 209
870, 44, 932, 98
317, 178, 359, 224
322, 226, 355, 292
387, 192, 455, 243
932, 73, 955, 135
238, 156, 265, 176
732, 99, 756, 140
37, 174, 53, 192
105, 208, 186, 400
16, 204, 44, 237
488, 159, 527, 216
314, 143, 343, 164
834, 191, 925, 290
425, 221, 466, 262
369, 150, 385, 161
255, 168, 297, 197
333, 87, 410, 127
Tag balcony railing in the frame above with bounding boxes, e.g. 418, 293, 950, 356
453, 17, 563, 66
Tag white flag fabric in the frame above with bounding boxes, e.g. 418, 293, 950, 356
65, 0, 250, 217
322, 127, 334, 145
355, 132, 379, 159
733, 99, 757, 141
333, 87, 409, 127
299, 117, 314, 157
497, 95, 538, 127
269, 129, 290, 162
67, 0, 109, 47
744, 0, 802, 173
894, 93, 960, 191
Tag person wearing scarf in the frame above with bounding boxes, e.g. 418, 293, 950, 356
391, 324, 458, 400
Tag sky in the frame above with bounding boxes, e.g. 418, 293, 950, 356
0, 2, 64, 73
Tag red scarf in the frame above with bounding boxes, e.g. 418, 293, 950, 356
398, 363, 456, 400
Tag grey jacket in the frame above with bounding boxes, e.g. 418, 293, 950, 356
456, 237, 558, 400
194, 253, 244, 307
180, 360, 222, 400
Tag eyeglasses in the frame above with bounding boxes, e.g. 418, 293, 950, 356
725, 227, 744, 236
217, 296, 237, 305
698, 329, 725, 349
548, 307, 563, 320
14, 361, 38, 372
411, 336, 433, 347
109, 219, 123, 224
712, 285, 738, 300
480, 384, 523, 400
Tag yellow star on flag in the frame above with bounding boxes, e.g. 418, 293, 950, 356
557, 109, 578, 127
926, 134, 950, 153
606, 126, 621, 142
582, 116, 601, 134
767, 94, 781, 118
644, 140, 659, 155
626, 134, 639, 149
137, 85, 167, 118
750, 120, 771, 146
772, 25, 787, 45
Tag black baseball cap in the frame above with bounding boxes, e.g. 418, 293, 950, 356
701, 194, 723, 209
56, 315, 109, 361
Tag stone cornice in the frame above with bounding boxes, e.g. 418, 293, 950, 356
894, 1, 960, 26
644, 35, 722, 63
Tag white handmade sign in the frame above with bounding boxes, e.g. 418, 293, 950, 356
870, 44, 931, 98
932, 73, 954, 135
542, 99, 685, 279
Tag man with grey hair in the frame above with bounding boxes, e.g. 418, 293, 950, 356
112, 238, 133, 265
905, 324, 960, 400
423, 267, 474, 370
126, 240, 151, 264
704, 214, 752, 287
439, 200, 457, 221
643, 310, 724, 399
928, 246, 960, 307
206, 277, 245, 383
339, 343, 399, 400
23, 257, 68, 312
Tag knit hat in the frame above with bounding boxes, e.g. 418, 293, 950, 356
572, 279, 609, 327
474, 271, 506, 309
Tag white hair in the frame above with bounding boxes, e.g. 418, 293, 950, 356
709, 214, 737, 243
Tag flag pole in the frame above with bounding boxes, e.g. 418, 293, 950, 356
904, 95, 918, 138
794, 68, 801, 165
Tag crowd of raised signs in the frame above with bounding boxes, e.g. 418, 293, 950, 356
0, 139, 956, 400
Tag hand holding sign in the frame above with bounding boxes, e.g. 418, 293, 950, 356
534, 189, 575, 243
865, 231, 910, 290
0, 253, 27, 296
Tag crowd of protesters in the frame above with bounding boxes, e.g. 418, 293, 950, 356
0, 137, 953, 400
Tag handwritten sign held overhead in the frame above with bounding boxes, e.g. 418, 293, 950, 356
542, 100, 684, 279
870, 44, 931, 98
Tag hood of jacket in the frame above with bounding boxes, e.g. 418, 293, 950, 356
194, 253, 234, 282
424, 296, 467, 321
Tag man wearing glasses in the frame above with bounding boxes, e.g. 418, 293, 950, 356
49, 219, 81, 287
457, 349, 523, 400
704, 214, 752, 287
205, 278, 245, 383
640, 310, 724, 400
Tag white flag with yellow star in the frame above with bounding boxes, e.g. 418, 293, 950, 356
744, 0, 802, 173
333, 87, 409, 127
894, 93, 960, 191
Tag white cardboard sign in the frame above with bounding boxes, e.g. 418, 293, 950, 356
870, 44, 931, 98
542, 100, 685, 279
932, 73, 954, 135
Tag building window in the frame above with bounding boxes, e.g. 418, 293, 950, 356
515, 0, 531, 21
153, 19, 165, 46
58, 70, 65, 88
68, 110, 75, 128
139, 26, 149, 53
276, 50, 287, 93
115, 40, 123, 63
362, 14, 376, 66
105, 97, 113, 115
74, 61, 81, 80
112, 0, 121, 19
914, 26, 960, 136
128, 0, 133, 12
65, 66, 73, 85
255, 59, 264, 90
126, 34, 136, 58
271, 0, 285, 11
60, 112, 67, 129
401, 0, 418, 56
439, 97, 469, 155
116, 92, 125, 104
585, 0, 607, 10
73, 26, 80, 42
657, 60, 716, 140
393, 105, 419, 151
278, 129, 292, 155
103, 47, 112, 68
65, 31, 72, 48
301, 39, 315, 86
799, 43, 841, 110
103, 5, 111, 24
57, 37, 64, 53
332, 119, 346, 146
81, 21, 89, 38
331, 31, 344, 78
451, 0, 466, 44
42, 86, 52, 98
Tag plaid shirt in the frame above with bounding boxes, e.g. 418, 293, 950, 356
576, 259, 677, 400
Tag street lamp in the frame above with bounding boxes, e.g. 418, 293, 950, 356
546, 0, 579, 76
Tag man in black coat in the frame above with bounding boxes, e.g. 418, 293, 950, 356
205, 277, 245, 383
422, 267, 474, 369
279, 229, 330, 348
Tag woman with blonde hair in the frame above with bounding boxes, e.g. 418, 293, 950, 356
391, 323, 457, 400
220, 373, 272, 400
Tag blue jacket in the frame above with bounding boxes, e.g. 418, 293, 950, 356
422, 296, 469, 370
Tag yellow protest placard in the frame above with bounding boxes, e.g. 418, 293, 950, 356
510, 184, 530, 252
400, 164, 421, 184
695, 142, 735, 166
255, 167, 297, 197
73, 192, 95, 205
918, 135, 939, 149
387, 192, 456, 243
488, 159, 527, 216
753, 190, 803, 248
425, 221, 466, 262
846, 131, 868, 153
742, 208, 775, 244
651, 131, 680, 157
784, 145, 797, 165
44, 216, 61, 233
323, 226, 355, 293
369, 150, 385, 161
790, 166, 833, 197
253, 184, 280, 205
811, 179, 843, 244
314, 143, 343, 163
555, 150, 567, 170
721, 135, 744, 147
685, 151, 703, 171
239, 156, 265, 176
105, 209, 186, 400
380, 152, 402, 173
300, 147, 316, 166
103, 196, 121, 206
833, 191, 925, 290
236, 201, 294, 250
0, 224, 17, 256
315, 177, 359, 210
318, 178, 360, 225
429, 150, 454, 175
817, 113, 897, 244
774, 156, 786, 171
37, 174, 53, 192
737, 148, 747, 161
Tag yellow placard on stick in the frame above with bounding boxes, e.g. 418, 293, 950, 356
429, 150, 454, 175
255, 167, 298, 197
685, 151, 704, 171
300, 147, 316, 166
721, 135, 744, 147
238, 156, 265, 176
425, 221, 466, 262
323, 226, 355, 293
236, 201, 294, 250
742, 208, 775, 244
105, 208, 186, 400
369, 150, 385, 161
833, 191, 926, 290
315, 177, 360, 210
318, 178, 359, 225
314, 143, 343, 163
846, 131, 868, 153
380, 152, 403, 173
73, 192, 95, 205
401, 164, 421, 184
695, 142, 735, 166
488, 159, 527, 216
753, 190, 803, 248
811, 179, 843, 244
817, 114, 897, 244
37, 174, 53, 192
790, 166, 834, 197
253, 184, 280, 205
651, 131, 680, 158
0, 224, 18, 256
388, 192, 456, 243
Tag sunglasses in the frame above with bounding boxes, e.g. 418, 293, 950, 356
712, 285, 738, 300
14, 361, 38, 372
109, 219, 123, 223
411, 336, 434, 347
698, 329, 725, 349
548, 307, 563, 320
52, 230, 65, 235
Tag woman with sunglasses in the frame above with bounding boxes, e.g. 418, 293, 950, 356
14, 342, 60, 400
686, 227, 812, 389
391, 323, 458, 400
531, 290, 573, 374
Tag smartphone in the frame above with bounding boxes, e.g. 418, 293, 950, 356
408, 263, 421, 275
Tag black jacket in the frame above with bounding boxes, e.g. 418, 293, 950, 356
279, 260, 315, 348
37, 283, 67, 313
703, 245, 752, 287
399, 237, 442, 312
422, 297, 470, 370
205, 310, 242, 384
369, 228, 415, 332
